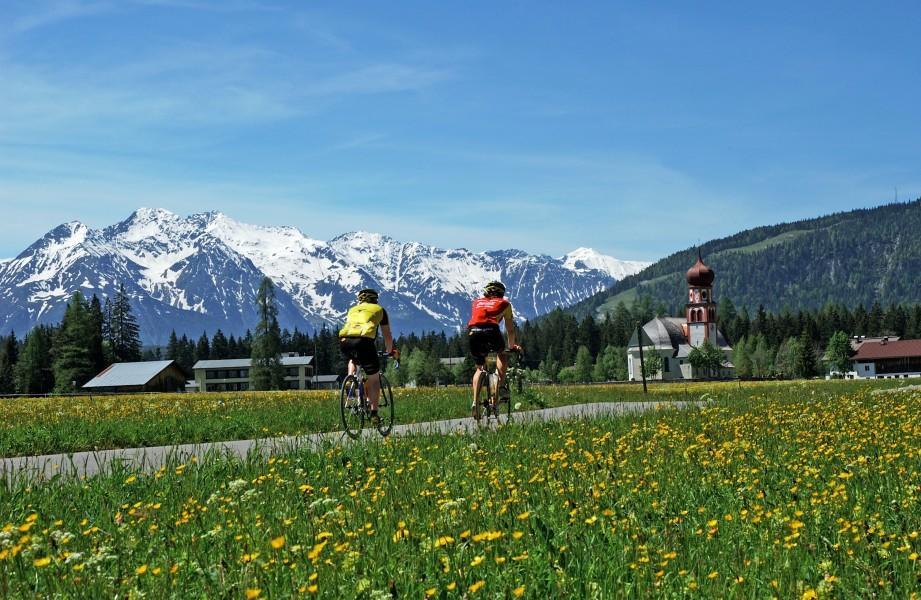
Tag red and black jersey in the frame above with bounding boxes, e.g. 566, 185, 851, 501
467, 296, 513, 328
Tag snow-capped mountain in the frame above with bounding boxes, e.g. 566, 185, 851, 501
0, 209, 650, 343
562, 247, 650, 281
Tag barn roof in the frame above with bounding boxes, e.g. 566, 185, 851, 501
83, 361, 178, 389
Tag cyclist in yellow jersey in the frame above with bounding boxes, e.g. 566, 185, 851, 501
339, 289, 398, 423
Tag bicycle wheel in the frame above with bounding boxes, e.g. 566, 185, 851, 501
472, 369, 489, 421
494, 377, 512, 426
340, 375, 364, 439
377, 374, 395, 437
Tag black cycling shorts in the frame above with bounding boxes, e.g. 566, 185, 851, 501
340, 337, 381, 375
468, 325, 505, 366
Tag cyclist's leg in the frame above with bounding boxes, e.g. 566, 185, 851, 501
357, 338, 381, 413
472, 366, 485, 406
496, 350, 508, 390
366, 372, 381, 411
469, 328, 489, 407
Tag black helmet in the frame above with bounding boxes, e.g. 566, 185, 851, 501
357, 288, 379, 304
484, 281, 506, 297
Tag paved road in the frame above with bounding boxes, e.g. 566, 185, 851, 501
1, 400, 703, 483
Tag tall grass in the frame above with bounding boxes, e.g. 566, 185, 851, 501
0, 384, 918, 597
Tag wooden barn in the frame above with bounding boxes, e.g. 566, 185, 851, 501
82, 360, 188, 394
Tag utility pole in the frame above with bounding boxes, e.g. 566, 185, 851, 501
636, 323, 648, 394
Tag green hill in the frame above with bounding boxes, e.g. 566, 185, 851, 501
572, 199, 921, 320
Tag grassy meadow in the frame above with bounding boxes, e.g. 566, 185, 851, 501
0, 379, 909, 457
0, 381, 919, 597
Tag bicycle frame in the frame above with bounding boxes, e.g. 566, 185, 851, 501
340, 352, 397, 439
472, 348, 520, 423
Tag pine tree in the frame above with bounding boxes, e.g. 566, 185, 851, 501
88, 295, 107, 373
795, 329, 818, 378
177, 335, 196, 373
211, 329, 229, 359
0, 333, 18, 394
108, 285, 142, 362
196, 333, 211, 362
250, 277, 285, 390
53, 292, 96, 392
166, 331, 180, 361
16, 326, 54, 394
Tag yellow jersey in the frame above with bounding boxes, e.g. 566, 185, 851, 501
339, 302, 389, 339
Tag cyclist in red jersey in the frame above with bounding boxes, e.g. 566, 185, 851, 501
467, 281, 521, 410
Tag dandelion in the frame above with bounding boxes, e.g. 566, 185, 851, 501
468, 580, 485, 593
270, 536, 285, 549
470, 555, 485, 567
245, 589, 262, 599
136, 564, 148, 575
513, 586, 525, 597
801, 590, 818, 600
33, 557, 51, 567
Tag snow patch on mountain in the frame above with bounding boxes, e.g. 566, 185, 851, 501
562, 247, 650, 280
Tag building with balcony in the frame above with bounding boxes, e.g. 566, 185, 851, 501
192, 353, 315, 391
850, 338, 921, 379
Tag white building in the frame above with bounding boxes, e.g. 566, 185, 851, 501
627, 253, 734, 381
850, 338, 921, 379
192, 353, 315, 391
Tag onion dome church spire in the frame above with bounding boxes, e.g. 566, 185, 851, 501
685, 250, 717, 347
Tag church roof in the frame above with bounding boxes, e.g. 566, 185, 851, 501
628, 317, 687, 351
629, 316, 732, 355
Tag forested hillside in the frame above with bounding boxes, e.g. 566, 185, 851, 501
571, 199, 921, 320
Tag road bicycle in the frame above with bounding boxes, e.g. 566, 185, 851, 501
340, 352, 397, 439
472, 348, 521, 425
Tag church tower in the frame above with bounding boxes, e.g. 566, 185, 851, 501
686, 251, 717, 347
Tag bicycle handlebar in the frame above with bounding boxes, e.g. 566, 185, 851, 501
378, 351, 400, 368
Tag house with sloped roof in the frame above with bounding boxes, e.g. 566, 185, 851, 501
626, 253, 733, 381
83, 360, 188, 393
850, 338, 921, 379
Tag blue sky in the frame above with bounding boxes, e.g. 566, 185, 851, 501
1, 1, 919, 262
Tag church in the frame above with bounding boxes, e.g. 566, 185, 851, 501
627, 253, 734, 381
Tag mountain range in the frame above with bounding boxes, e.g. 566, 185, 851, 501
570, 199, 921, 321
0, 208, 650, 343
